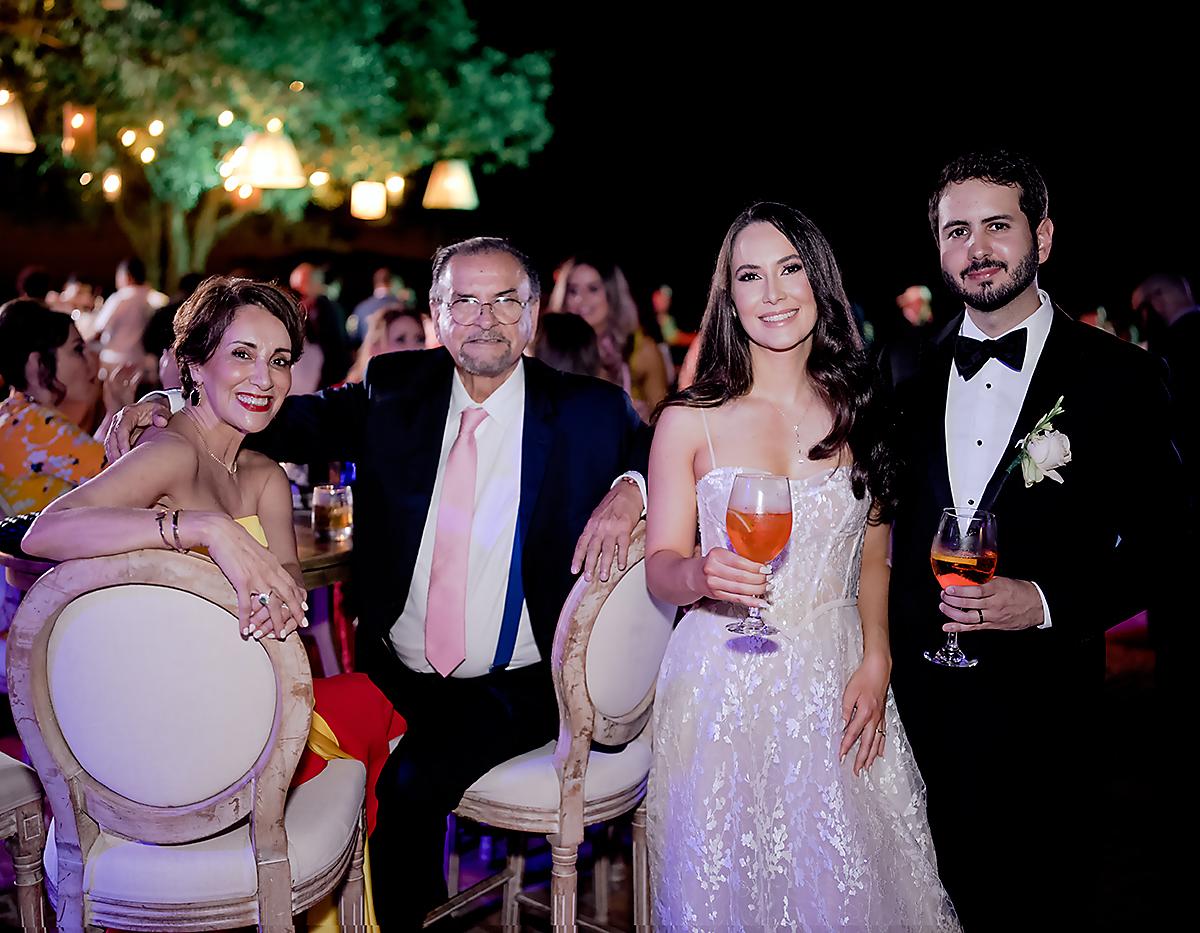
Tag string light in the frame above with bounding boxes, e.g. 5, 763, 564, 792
79, 172, 93, 185
238, 183, 253, 199
70, 112, 85, 129
0, 90, 10, 107
266, 117, 283, 133
218, 110, 234, 127
386, 175, 405, 194
148, 119, 164, 137
223, 176, 239, 192
308, 170, 330, 186
289, 81, 304, 92
140, 146, 156, 163
102, 169, 122, 198
120, 129, 136, 147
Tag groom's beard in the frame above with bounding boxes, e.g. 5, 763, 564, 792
941, 244, 1040, 313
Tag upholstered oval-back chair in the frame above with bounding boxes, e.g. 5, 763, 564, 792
6, 549, 367, 932
427, 520, 675, 930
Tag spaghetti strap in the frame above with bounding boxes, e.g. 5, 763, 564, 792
699, 408, 718, 472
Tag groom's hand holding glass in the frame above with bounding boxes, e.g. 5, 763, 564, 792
938, 577, 1045, 632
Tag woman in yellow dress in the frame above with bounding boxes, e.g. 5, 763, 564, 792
23, 276, 403, 928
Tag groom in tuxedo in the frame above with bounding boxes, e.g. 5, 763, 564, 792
888, 152, 1180, 931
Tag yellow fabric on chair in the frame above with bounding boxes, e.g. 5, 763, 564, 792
303, 712, 380, 930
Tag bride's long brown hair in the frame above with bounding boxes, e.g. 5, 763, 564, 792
654, 202, 895, 518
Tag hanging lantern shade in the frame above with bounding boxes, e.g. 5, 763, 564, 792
0, 90, 37, 154
422, 159, 478, 210
236, 130, 306, 188
350, 181, 387, 220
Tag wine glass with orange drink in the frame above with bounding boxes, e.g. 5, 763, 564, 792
724, 472, 793, 637
924, 507, 997, 668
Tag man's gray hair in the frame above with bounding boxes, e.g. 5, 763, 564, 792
428, 237, 541, 306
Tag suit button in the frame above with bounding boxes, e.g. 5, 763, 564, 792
968, 498, 975, 505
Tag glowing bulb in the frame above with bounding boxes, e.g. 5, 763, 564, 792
120, 129, 136, 147
218, 109, 234, 127
148, 119, 164, 137
238, 183, 253, 199
289, 80, 304, 92
223, 176, 239, 192
79, 172, 93, 185
140, 146, 156, 163
386, 174, 405, 194
70, 112, 85, 129
266, 117, 283, 134
0, 90, 10, 107
308, 170, 330, 186
218, 161, 234, 178
102, 169, 122, 195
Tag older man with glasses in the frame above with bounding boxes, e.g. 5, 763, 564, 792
106, 237, 650, 927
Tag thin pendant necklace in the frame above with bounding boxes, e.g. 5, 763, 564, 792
766, 394, 816, 464
184, 408, 238, 475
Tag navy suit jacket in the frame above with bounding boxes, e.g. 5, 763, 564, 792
248, 349, 651, 672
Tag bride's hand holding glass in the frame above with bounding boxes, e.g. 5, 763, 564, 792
687, 547, 772, 610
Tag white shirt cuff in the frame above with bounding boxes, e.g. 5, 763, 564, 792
611, 471, 647, 516
1032, 581, 1052, 629
139, 388, 185, 415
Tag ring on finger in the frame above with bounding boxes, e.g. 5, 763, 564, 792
974, 607, 984, 625
254, 591, 272, 608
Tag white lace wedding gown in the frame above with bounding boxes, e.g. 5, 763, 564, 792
647, 455, 959, 932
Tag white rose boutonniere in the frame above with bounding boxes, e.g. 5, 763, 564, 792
1009, 396, 1071, 488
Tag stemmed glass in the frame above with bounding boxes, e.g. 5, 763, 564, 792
925, 507, 997, 668
724, 472, 793, 637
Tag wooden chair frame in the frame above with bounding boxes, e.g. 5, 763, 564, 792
6, 549, 365, 932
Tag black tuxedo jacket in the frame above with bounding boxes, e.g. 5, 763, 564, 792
889, 309, 1180, 764
248, 350, 651, 673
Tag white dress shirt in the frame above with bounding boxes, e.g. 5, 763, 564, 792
946, 290, 1054, 628
389, 361, 542, 676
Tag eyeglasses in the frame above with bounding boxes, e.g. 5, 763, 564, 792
445, 296, 527, 326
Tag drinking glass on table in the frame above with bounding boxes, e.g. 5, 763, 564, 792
724, 472, 792, 637
312, 484, 353, 543
924, 507, 997, 668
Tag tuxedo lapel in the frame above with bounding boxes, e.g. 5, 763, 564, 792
920, 315, 960, 511
980, 310, 1077, 511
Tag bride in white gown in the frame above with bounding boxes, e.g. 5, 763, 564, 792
645, 203, 959, 932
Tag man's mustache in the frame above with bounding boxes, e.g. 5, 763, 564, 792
961, 260, 1006, 280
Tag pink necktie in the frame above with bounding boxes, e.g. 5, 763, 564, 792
426, 406, 488, 676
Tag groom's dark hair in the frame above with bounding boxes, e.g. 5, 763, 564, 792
928, 150, 1049, 241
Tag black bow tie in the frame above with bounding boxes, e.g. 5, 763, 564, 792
953, 329, 1028, 381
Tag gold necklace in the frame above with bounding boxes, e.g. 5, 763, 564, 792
184, 408, 238, 475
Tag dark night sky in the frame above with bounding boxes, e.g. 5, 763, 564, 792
3, 12, 1197, 333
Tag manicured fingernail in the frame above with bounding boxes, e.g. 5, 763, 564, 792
253, 629, 263, 639
300, 619, 309, 628
301, 601, 309, 611
946, 587, 957, 596
242, 627, 250, 636
760, 565, 772, 574
268, 631, 277, 639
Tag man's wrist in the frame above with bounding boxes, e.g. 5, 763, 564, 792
611, 471, 647, 516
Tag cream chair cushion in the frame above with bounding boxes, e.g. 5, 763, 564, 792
463, 732, 652, 811
0, 751, 42, 810
47, 585, 276, 807
584, 561, 674, 720
44, 758, 364, 904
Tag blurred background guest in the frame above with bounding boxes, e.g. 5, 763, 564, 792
0, 298, 137, 514
549, 255, 667, 419
84, 256, 169, 369
15, 265, 51, 304
345, 305, 428, 382
350, 266, 404, 343
532, 310, 600, 377
291, 262, 351, 391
